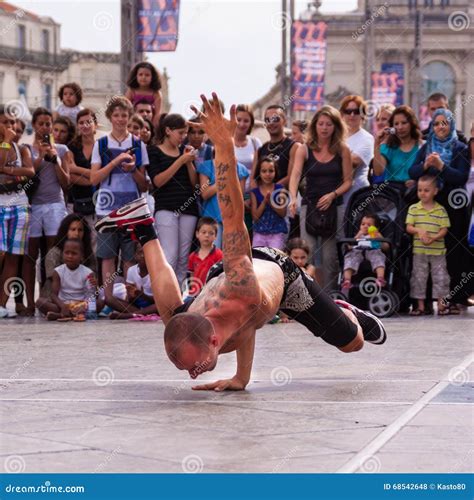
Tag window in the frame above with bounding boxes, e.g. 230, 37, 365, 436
17, 25, 26, 50
18, 79, 27, 98
41, 30, 50, 52
81, 68, 95, 89
422, 61, 456, 107
43, 83, 52, 109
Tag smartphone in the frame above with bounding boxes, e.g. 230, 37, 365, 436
125, 147, 138, 155
42, 134, 52, 145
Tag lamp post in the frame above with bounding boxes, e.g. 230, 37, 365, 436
409, 0, 424, 115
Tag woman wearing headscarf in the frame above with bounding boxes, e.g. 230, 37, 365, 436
409, 108, 471, 313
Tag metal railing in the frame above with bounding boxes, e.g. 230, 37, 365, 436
0, 45, 70, 70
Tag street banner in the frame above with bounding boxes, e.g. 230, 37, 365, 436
291, 21, 328, 112
137, 0, 180, 52
371, 71, 402, 108
381, 63, 405, 106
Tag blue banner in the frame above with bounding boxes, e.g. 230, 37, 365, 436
291, 21, 328, 112
137, 0, 180, 52
0, 474, 472, 499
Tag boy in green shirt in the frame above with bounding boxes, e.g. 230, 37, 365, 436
406, 175, 450, 315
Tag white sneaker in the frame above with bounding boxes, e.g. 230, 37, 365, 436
0, 306, 17, 318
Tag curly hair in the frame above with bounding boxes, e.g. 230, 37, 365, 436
54, 214, 94, 268
58, 82, 83, 105
386, 105, 421, 148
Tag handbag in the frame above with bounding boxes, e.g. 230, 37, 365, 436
305, 200, 337, 237
73, 196, 95, 216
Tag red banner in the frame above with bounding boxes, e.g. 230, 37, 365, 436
137, 0, 180, 52
291, 21, 328, 112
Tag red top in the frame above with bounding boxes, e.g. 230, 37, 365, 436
188, 246, 223, 296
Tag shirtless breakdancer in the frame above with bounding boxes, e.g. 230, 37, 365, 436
96, 93, 386, 391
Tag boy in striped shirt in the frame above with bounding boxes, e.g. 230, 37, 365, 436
406, 175, 450, 315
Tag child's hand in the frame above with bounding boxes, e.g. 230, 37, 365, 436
87, 274, 97, 288
419, 232, 432, 245
0, 125, 16, 143
264, 192, 271, 204
121, 155, 136, 172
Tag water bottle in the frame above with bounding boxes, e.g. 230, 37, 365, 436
86, 275, 98, 320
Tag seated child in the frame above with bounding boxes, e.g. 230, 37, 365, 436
110, 242, 158, 319
187, 217, 223, 297
36, 239, 99, 321
341, 214, 388, 295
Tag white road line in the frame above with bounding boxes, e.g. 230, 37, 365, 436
0, 378, 444, 383
337, 353, 474, 473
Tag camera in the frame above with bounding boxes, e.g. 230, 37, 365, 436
385, 127, 396, 135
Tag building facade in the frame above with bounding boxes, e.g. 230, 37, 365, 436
0, 1, 170, 125
253, 0, 474, 134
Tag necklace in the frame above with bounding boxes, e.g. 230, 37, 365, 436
267, 139, 284, 153
110, 132, 129, 146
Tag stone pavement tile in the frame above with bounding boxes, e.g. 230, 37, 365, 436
0, 379, 434, 405
0, 432, 87, 459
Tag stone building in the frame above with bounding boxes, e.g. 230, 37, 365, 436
253, 0, 474, 134
0, 0, 170, 125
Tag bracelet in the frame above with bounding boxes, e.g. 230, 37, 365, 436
0, 142, 11, 150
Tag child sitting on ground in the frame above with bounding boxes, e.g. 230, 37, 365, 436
406, 175, 450, 316
187, 217, 223, 297
341, 214, 388, 296
110, 242, 158, 319
36, 239, 99, 321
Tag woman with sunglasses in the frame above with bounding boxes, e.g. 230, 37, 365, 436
373, 105, 422, 196
339, 95, 374, 209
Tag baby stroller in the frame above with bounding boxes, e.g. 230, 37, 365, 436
329, 185, 411, 317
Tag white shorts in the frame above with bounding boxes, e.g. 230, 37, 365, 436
29, 202, 67, 238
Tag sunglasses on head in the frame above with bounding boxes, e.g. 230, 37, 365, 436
343, 108, 361, 116
264, 116, 281, 124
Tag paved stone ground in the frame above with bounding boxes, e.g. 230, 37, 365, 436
0, 311, 472, 474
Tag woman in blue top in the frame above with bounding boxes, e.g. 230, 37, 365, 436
409, 108, 471, 312
250, 156, 288, 250
373, 105, 422, 195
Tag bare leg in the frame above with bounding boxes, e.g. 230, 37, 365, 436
0, 253, 20, 307
23, 237, 40, 313
338, 308, 364, 352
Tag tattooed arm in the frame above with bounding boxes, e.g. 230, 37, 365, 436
190, 94, 254, 288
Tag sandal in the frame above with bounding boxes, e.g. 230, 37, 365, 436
438, 308, 450, 316
409, 309, 424, 316
73, 314, 86, 322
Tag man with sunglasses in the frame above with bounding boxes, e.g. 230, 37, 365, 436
96, 93, 387, 391
251, 105, 298, 190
